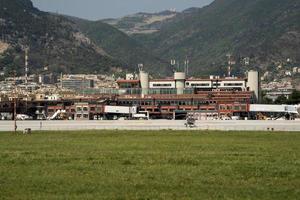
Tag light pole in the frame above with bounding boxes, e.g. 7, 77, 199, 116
14, 95, 17, 133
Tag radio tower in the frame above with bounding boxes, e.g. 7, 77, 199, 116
25, 47, 29, 85
226, 53, 233, 77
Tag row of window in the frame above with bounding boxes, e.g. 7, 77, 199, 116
76, 107, 89, 112
118, 100, 217, 106
186, 83, 244, 87
48, 107, 102, 113
152, 84, 173, 87
224, 83, 244, 86
190, 83, 210, 87
76, 114, 89, 119
219, 105, 247, 111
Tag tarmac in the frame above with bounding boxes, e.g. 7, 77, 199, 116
1, 120, 300, 132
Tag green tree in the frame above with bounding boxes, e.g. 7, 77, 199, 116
287, 90, 300, 104
274, 95, 288, 104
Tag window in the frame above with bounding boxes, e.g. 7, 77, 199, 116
224, 83, 243, 86
83, 114, 89, 118
241, 105, 247, 111
191, 83, 210, 87
77, 107, 82, 112
83, 107, 88, 112
153, 84, 172, 87
76, 114, 82, 118
234, 106, 240, 110
220, 105, 226, 110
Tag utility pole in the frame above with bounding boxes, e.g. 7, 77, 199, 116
13, 70, 17, 133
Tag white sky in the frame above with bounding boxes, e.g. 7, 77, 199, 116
32, 0, 214, 20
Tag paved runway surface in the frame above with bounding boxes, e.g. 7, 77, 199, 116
1, 120, 300, 132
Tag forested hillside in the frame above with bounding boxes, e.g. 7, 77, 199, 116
133, 0, 300, 76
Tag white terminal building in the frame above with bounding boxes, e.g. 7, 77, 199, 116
119, 70, 260, 102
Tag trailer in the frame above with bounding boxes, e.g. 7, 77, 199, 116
104, 106, 137, 114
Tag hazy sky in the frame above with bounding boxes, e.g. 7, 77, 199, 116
32, 0, 214, 20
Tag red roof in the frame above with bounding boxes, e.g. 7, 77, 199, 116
150, 79, 175, 82
117, 79, 140, 83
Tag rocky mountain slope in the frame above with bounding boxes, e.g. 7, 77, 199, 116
0, 0, 124, 75
0, 0, 169, 76
102, 10, 178, 35
1, 0, 300, 80
68, 16, 170, 75
133, 0, 300, 76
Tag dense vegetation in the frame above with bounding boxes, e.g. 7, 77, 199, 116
70, 17, 170, 76
133, 0, 300, 76
1, 130, 300, 199
0, 0, 150, 76
275, 90, 300, 104
1, 0, 300, 78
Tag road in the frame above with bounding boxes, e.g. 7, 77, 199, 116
1, 120, 300, 132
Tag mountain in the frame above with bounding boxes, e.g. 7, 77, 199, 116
133, 0, 300, 76
0, 0, 123, 75
102, 10, 178, 35
68, 16, 170, 75
2, 0, 299, 80
0, 0, 169, 76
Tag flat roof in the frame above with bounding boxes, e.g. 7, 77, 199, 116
187, 78, 246, 81
150, 79, 175, 82
117, 78, 247, 83
117, 80, 140, 83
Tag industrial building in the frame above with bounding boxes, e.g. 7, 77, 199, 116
61, 77, 94, 90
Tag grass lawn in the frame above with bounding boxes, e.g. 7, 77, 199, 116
0, 130, 299, 199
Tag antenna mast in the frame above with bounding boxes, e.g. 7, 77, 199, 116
184, 59, 189, 77
226, 53, 233, 77
138, 63, 144, 72
25, 47, 29, 85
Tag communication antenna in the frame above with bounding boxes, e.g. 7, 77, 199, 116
226, 53, 233, 77
170, 59, 176, 72
60, 73, 63, 89
25, 47, 29, 85
184, 59, 190, 77
138, 63, 144, 72
170, 59, 176, 66
177, 61, 180, 72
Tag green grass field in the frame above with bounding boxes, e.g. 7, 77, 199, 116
0, 131, 300, 200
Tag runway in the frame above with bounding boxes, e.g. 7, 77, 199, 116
1, 120, 300, 132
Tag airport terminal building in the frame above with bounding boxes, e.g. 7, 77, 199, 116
2, 69, 298, 120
